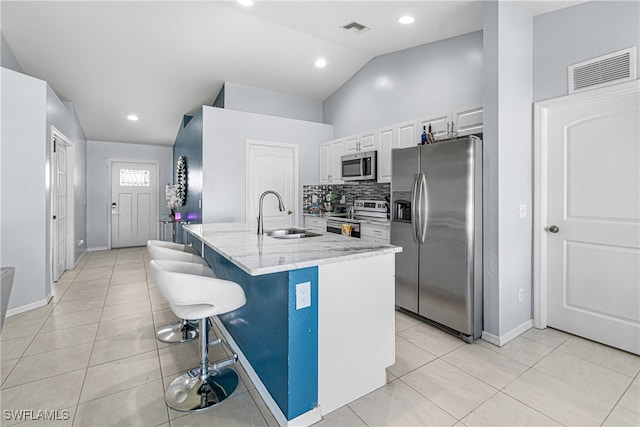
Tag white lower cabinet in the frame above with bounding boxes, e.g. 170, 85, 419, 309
304, 216, 327, 233
360, 223, 390, 244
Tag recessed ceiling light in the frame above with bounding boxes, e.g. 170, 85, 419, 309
127, 115, 139, 121
237, 0, 253, 6
315, 58, 327, 68
398, 16, 415, 25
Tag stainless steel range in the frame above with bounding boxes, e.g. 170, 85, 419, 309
353, 199, 388, 222
325, 199, 388, 238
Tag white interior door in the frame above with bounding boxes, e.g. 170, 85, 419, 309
246, 141, 297, 230
111, 161, 158, 248
541, 81, 639, 355
52, 141, 67, 281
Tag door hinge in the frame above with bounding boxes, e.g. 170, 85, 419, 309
53, 140, 57, 153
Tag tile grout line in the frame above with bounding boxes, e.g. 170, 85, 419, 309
70, 249, 114, 427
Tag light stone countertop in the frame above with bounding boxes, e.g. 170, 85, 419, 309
183, 222, 401, 276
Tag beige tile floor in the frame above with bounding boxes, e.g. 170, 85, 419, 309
1, 248, 639, 426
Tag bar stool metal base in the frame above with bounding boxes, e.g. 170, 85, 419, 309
156, 319, 199, 343
164, 366, 240, 412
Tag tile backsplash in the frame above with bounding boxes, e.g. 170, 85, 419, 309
303, 182, 390, 213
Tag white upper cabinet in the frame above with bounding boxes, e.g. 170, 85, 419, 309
320, 138, 345, 184
361, 131, 377, 151
344, 132, 378, 153
319, 140, 332, 184
453, 105, 483, 136
331, 139, 344, 184
319, 104, 482, 184
344, 135, 358, 153
377, 126, 395, 183
419, 113, 451, 140
397, 120, 418, 149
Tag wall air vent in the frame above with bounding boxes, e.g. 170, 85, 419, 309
569, 47, 636, 94
341, 21, 371, 35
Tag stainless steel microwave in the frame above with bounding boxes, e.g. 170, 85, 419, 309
341, 150, 377, 181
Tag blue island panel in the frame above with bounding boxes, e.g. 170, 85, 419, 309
204, 247, 318, 420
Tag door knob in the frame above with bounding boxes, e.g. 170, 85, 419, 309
548, 225, 559, 233
287, 210, 293, 215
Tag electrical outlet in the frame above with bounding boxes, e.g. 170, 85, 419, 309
518, 204, 527, 219
296, 282, 311, 310
518, 288, 524, 302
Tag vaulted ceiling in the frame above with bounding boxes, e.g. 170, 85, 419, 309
1, 1, 585, 145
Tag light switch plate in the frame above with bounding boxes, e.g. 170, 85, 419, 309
519, 204, 527, 219
296, 282, 311, 310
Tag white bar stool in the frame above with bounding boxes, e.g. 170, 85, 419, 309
150, 259, 247, 412
147, 240, 209, 343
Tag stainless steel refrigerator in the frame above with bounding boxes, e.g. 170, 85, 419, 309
391, 136, 482, 342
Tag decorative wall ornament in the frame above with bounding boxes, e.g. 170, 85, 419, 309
176, 155, 187, 206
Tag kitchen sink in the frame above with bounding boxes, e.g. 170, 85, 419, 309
266, 228, 322, 239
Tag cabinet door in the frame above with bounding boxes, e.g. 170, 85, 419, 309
304, 216, 327, 233
361, 131, 377, 151
344, 135, 359, 153
319, 142, 332, 184
377, 127, 394, 183
419, 114, 451, 140
453, 105, 483, 136
361, 224, 390, 243
397, 120, 417, 149
331, 139, 344, 183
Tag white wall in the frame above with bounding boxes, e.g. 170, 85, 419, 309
201, 107, 333, 224
223, 81, 323, 123
323, 31, 483, 138
483, 1, 534, 339
1, 68, 48, 311
1, 66, 88, 313
86, 140, 173, 249
533, 0, 640, 102
46, 88, 88, 265
1, 33, 23, 73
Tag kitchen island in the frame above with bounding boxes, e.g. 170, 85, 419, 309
182, 223, 401, 426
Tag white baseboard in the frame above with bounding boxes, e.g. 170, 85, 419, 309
73, 250, 89, 268
481, 319, 533, 347
212, 317, 323, 427
87, 246, 108, 252
6, 295, 53, 318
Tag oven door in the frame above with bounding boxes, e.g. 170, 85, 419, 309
326, 220, 361, 238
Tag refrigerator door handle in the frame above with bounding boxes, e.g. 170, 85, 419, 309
411, 173, 420, 243
418, 172, 428, 243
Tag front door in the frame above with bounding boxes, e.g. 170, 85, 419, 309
111, 161, 158, 248
246, 141, 297, 230
543, 81, 639, 355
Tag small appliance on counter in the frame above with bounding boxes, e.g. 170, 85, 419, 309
323, 192, 341, 214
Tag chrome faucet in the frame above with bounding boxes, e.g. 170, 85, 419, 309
257, 190, 285, 235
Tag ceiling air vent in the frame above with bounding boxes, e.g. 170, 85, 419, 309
341, 21, 371, 35
569, 47, 636, 94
